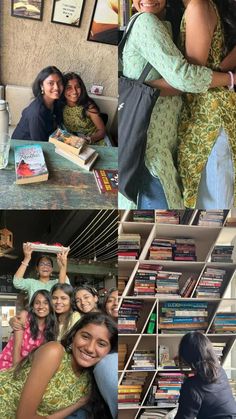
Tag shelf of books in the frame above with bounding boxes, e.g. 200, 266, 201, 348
118, 210, 236, 419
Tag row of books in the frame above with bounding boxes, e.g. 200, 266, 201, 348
212, 312, 236, 333
149, 238, 196, 262
118, 371, 148, 406
211, 245, 234, 263
118, 299, 143, 333
197, 210, 226, 226
147, 372, 186, 407
118, 233, 141, 260
133, 210, 155, 223
194, 267, 226, 299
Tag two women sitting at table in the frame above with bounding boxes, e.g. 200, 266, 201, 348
12, 67, 106, 144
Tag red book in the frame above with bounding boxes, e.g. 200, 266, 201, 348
93, 169, 118, 193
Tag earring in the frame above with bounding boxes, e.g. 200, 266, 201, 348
41, 87, 44, 95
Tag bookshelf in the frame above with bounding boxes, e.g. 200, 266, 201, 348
118, 210, 236, 419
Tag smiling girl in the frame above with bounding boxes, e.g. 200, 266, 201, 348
0, 313, 117, 419
0, 290, 57, 370
12, 66, 64, 141
74, 286, 100, 315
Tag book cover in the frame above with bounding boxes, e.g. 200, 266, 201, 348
93, 169, 118, 193
55, 147, 98, 171
15, 144, 48, 185
49, 128, 86, 156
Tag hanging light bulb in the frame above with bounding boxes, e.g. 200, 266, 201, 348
93, 254, 97, 262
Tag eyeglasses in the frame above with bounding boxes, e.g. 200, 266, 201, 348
38, 262, 52, 267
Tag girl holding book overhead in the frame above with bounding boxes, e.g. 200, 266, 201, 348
13, 242, 70, 302
174, 331, 236, 418
0, 290, 57, 370
12, 66, 64, 142
62, 72, 106, 145
0, 313, 117, 419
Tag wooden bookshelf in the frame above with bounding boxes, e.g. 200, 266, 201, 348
118, 210, 236, 419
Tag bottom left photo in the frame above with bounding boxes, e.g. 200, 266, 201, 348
0, 209, 118, 419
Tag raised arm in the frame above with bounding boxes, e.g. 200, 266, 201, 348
14, 243, 33, 279
57, 249, 69, 283
16, 341, 64, 419
12, 310, 28, 366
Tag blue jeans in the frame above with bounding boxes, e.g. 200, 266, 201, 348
138, 165, 168, 209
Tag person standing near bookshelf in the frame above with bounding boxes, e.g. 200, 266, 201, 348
62, 72, 106, 145
174, 331, 236, 419
13, 242, 70, 302
12, 66, 64, 142
119, 0, 236, 210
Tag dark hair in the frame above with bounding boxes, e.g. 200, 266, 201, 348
103, 288, 118, 314
29, 290, 58, 342
62, 72, 100, 119
32, 66, 64, 98
213, 0, 236, 52
74, 285, 100, 313
61, 312, 118, 353
166, 0, 185, 44
178, 332, 220, 383
36, 255, 53, 268
51, 283, 74, 338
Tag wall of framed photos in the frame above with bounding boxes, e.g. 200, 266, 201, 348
0, 0, 117, 97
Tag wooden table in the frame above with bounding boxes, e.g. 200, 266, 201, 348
0, 140, 118, 209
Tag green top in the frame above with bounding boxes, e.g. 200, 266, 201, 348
57, 311, 81, 341
63, 105, 96, 136
0, 351, 90, 417
13, 276, 71, 302
120, 12, 213, 209
178, 0, 236, 208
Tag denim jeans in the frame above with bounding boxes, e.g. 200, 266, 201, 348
138, 165, 168, 209
196, 128, 234, 209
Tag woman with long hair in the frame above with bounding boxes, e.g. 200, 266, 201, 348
0, 290, 57, 370
13, 242, 69, 302
0, 313, 117, 419
177, 0, 236, 208
12, 66, 64, 141
174, 332, 236, 418
62, 72, 106, 145
103, 288, 118, 321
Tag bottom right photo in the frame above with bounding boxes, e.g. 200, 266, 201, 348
118, 209, 236, 419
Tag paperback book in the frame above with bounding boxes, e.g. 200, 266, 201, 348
14, 144, 48, 185
93, 169, 118, 193
49, 128, 86, 156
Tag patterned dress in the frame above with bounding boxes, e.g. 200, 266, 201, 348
0, 351, 90, 418
0, 314, 45, 370
178, 1, 236, 208
120, 12, 212, 209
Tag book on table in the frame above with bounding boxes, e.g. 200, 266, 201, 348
93, 169, 118, 193
55, 147, 99, 171
49, 128, 86, 156
14, 144, 48, 185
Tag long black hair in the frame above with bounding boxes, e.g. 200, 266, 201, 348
62, 72, 101, 119
29, 290, 58, 342
213, 0, 236, 52
51, 283, 74, 338
178, 332, 220, 383
32, 66, 64, 98
61, 313, 117, 419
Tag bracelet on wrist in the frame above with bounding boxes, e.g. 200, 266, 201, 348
228, 71, 234, 90
21, 261, 29, 267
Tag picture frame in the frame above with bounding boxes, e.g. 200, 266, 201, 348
87, 0, 118, 46
11, 0, 44, 21
51, 0, 85, 27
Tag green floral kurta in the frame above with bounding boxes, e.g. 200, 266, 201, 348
178, 1, 236, 208
0, 351, 90, 418
120, 12, 212, 209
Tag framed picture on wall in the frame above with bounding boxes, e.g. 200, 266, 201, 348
11, 0, 44, 21
51, 0, 85, 27
87, 0, 118, 45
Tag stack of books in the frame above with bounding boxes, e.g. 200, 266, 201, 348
212, 342, 226, 361
118, 343, 128, 370
133, 265, 158, 296
139, 409, 170, 419
131, 350, 156, 371
149, 238, 174, 260
212, 312, 236, 333
156, 270, 181, 297
133, 210, 154, 223
149, 237, 196, 261
155, 210, 180, 224
118, 371, 148, 407
197, 210, 226, 227
211, 245, 234, 263
147, 372, 185, 407
118, 233, 141, 260
49, 128, 98, 170
118, 299, 143, 333
173, 238, 196, 261
159, 301, 209, 334
195, 267, 226, 298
